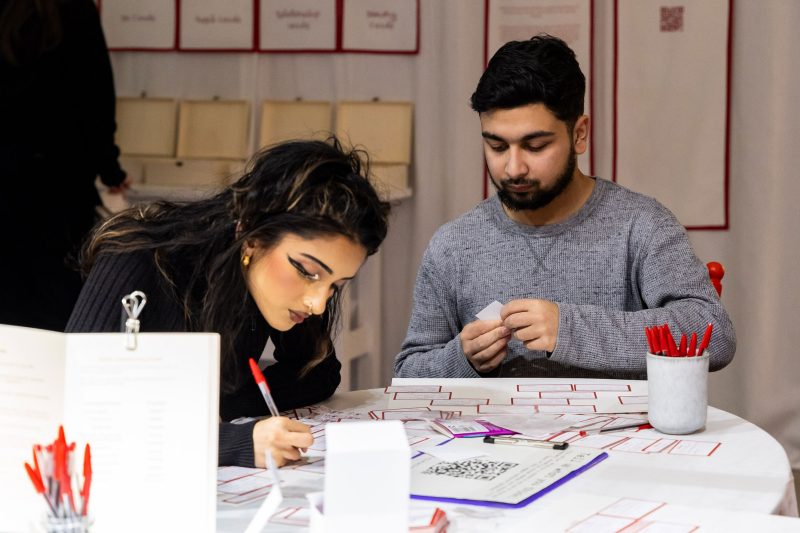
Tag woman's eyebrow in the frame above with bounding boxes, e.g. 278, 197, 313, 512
300, 253, 333, 275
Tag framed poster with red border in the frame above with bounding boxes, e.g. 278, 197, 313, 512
613, 0, 732, 230
178, 0, 256, 52
340, 0, 419, 54
483, 0, 594, 198
99, 0, 177, 51
258, 0, 338, 53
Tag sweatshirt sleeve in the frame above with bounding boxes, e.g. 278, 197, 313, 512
549, 210, 736, 375
394, 243, 482, 378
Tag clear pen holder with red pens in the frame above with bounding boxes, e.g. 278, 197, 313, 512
25, 426, 93, 533
645, 323, 714, 435
38, 514, 93, 533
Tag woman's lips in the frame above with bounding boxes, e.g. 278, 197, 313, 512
289, 310, 309, 324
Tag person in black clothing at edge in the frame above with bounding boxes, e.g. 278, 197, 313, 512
0, 0, 130, 331
66, 138, 391, 468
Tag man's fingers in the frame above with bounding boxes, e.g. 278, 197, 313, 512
500, 299, 533, 319
476, 348, 507, 373
471, 337, 509, 365
463, 319, 504, 341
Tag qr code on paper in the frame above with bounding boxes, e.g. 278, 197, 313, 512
660, 6, 684, 32
422, 459, 518, 481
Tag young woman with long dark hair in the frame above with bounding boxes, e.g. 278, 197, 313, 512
67, 138, 390, 467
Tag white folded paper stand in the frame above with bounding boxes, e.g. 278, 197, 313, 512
308, 420, 410, 532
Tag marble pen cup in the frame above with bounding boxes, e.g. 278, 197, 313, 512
646, 352, 710, 434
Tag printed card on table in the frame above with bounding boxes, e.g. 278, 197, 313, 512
429, 419, 514, 438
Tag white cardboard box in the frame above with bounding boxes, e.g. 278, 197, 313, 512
316, 420, 410, 532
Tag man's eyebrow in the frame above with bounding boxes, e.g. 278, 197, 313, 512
300, 253, 333, 275
481, 131, 555, 143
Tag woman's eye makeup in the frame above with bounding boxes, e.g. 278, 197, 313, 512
288, 256, 320, 281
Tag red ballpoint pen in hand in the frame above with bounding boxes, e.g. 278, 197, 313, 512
248, 358, 280, 417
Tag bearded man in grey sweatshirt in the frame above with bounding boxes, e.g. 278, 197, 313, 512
394, 35, 735, 379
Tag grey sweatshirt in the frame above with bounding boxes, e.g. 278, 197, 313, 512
394, 178, 735, 379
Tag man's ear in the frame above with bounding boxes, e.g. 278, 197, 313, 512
573, 115, 590, 155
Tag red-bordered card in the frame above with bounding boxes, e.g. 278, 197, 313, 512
340, 0, 420, 54
178, 0, 257, 52
613, 0, 732, 230
100, 0, 178, 51
258, 0, 338, 53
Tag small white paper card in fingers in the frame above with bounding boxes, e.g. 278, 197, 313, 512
476, 300, 504, 321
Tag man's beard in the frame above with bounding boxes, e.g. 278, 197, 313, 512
491, 147, 577, 212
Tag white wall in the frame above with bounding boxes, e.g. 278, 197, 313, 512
109, 0, 800, 468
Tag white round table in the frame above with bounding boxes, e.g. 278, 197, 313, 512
217, 388, 798, 532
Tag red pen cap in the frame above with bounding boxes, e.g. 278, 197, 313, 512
688, 332, 698, 356
25, 463, 45, 494
248, 358, 269, 390
698, 323, 714, 356
83, 443, 92, 479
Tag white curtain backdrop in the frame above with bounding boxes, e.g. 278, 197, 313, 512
108, 0, 800, 469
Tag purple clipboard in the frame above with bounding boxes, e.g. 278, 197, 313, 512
410, 452, 608, 509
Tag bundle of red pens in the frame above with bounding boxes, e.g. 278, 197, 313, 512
645, 323, 713, 357
24, 425, 92, 528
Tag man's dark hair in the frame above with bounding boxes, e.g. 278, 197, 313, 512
470, 34, 585, 126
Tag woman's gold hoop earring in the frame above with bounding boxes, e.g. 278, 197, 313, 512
241, 254, 251, 268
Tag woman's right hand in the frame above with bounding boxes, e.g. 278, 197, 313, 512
252, 416, 313, 468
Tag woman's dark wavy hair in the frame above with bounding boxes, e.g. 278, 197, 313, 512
81, 137, 390, 390
470, 34, 585, 129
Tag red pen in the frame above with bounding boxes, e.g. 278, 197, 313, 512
688, 332, 698, 357
81, 444, 92, 517
679, 334, 687, 356
430, 507, 446, 526
664, 325, 679, 357
580, 422, 652, 437
248, 358, 280, 417
659, 326, 669, 356
25, 462, 57, 514
644, 327, 656, 353
697, 323, 714, 357
649, 326, 661, 355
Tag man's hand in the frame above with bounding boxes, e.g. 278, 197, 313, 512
460, 319, 511, 373
501, 299, 559, 353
